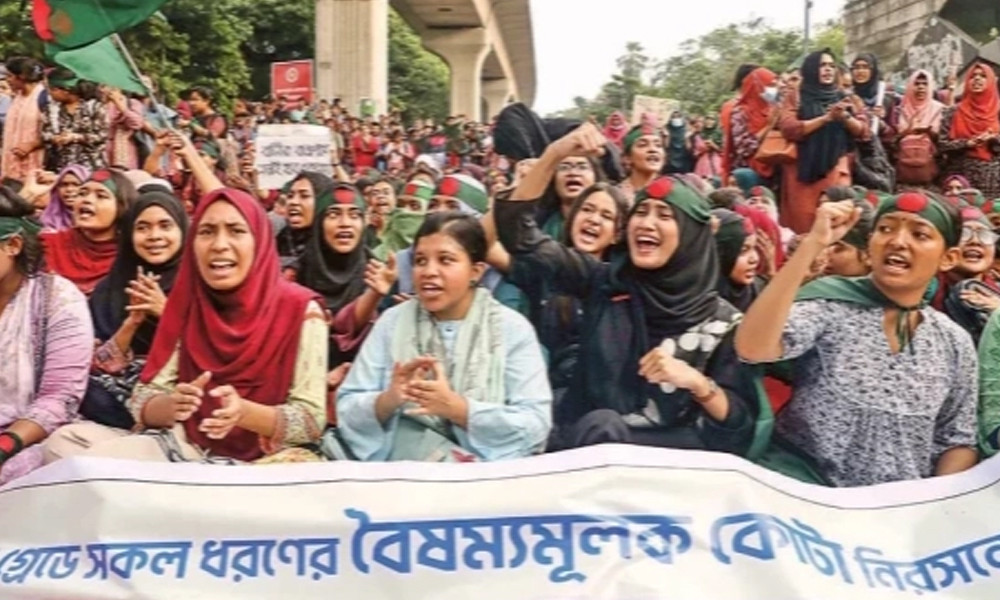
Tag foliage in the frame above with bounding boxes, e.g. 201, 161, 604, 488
552, 19, 845, 120
387, 11, 449, 122
0, 1, 448, 117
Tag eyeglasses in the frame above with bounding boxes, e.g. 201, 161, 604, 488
557, 162, 593, 174
961, 226, 998, 246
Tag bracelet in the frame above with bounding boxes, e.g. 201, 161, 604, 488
693, 379, 719, 404
0, 431, 25, 462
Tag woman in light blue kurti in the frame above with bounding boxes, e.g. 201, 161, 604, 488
337, 212, 552, 462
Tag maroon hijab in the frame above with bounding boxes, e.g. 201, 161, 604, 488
142, 188, 319, 461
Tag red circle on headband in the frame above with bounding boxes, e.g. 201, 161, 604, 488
333, 188, 357, 205
404, 183, 419, 196
750, 186, 764, 197
91, 169, 112, 183
865, 192, 879, 208
438, 177, 460, 197
645, 177, 672, 200
961, 207, 983, 221
896, 193, 928, 213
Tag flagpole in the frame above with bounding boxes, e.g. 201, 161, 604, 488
110, 33, 177, 133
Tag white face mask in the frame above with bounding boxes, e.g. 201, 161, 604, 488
761, 86, 780, 104
670, 118, 684, 128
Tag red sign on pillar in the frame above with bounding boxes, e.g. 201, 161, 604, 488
271, 60, 314, 105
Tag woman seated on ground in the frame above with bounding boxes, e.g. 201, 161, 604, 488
737, 194, 979, 487
495, 123, 758, 454
336, 212, 552, 462
40, 168, 136, 296
44, 188, 329, 465
713, 209, 763, 312
83, 190, 188, 429
39, 165, 89, 231
931, 204, 1000, 342
0, 188, 93, 485
297, 182, 397, 395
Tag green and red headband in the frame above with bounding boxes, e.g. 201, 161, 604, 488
748, 185, 775, 201
876, 192, 958, 247
329, 184, 366, 211
400, 180, 434, 206
959, 205, 989, 227
90, 169, 118, 196
624, 123, 659, 154
195, 140, 221, 160
983, 199, 1000, 216
435, 174, 489, 215
0, 215, 41, 240
631, 176, 711, 224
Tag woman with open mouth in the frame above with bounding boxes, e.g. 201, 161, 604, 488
0, 187, 92, 486
939, 62, 1000, 198
534, 152, 601, 241
44, 188, 330, 466
276, 171, 334, 274
494, 123, 758, 455
618, 120, 665, 204
40, 169, 136, 296
336, 212, 552, 462
83, 190, 188, 430
298, 182, 397, 383
39, 165, 90, 231
738, 193, 979, 487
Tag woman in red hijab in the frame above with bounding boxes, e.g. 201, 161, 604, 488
940, 62, 1000, 197
43, 188, 330, 465
728, 67, 780, 181
41, 169, 136, 296
603, 111, 629, 150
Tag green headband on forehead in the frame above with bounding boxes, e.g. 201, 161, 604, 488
196, 141, 221, 160
631, 176, 711, 223
49, 76, 79, 89
0, 216, 41, 239
624, 124, 658, 154
876, 192, 958, 247
90, 170, 118, 197
320, 184, 366, 214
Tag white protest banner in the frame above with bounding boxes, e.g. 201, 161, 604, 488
630, 95, 680, 126
254, 124, 333, 189
2, 445, 1000, 599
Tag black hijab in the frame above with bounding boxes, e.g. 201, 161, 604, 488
851, 52, 880, 107
297, 182, 372, 317
614, 177, 721, 345
797, 49, 850, 184
89, 191, 188, 356
277, 171, 335, 264
712, 208, 761, 312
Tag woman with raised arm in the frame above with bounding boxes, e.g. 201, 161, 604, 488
736, 193, 979, 486
493, 123, 758, 454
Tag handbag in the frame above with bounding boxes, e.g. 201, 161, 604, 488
754, 110, 797, 165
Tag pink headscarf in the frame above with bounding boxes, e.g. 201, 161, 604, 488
900, 70, 944, 134
603, 111, 628, 149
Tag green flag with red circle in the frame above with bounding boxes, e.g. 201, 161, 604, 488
33, 0, 167, 50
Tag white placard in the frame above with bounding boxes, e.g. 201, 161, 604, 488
2, 445, 1000, 598
254, 124, 333, 190
630, 95, 680, 127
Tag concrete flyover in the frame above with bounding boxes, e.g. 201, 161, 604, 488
315, 0, 536, 120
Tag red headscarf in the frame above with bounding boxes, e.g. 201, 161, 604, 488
603, 111, 628, 149
734, 203, 785, 272
41, 229, 118, 296
951, 63, 1000, 161
736, 67, 778, 136
141, 188, 319, 461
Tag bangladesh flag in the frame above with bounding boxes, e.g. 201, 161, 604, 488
33, 0, 168, 50
46, 37, 146, 95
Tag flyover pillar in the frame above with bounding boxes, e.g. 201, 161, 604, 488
481, 78, 513, 120
423, 27, 490, 120
315, 0, 389, 116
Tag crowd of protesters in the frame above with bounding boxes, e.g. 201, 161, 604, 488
3, 47, 1000, 491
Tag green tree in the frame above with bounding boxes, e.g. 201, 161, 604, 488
387, 11, 449, 122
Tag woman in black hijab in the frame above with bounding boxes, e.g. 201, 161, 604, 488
777, 48, 870, 234
851, 52, 898, 144
277, 171, 335, 272
713, 209, 764, 312
83, 190, 189, 429
495, 124, 760, 454
297, 182, 396, 369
